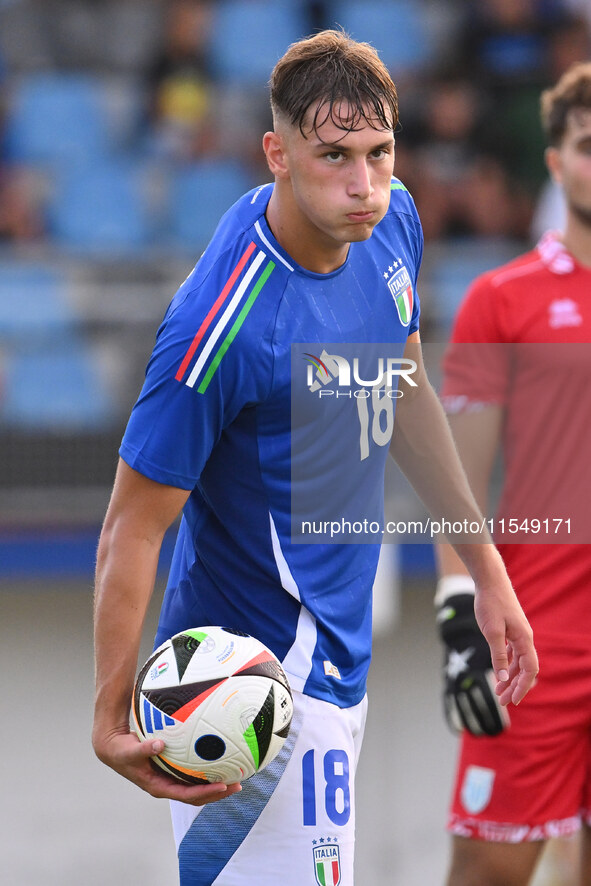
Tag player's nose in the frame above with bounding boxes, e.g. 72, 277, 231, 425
347, 159, 373, 200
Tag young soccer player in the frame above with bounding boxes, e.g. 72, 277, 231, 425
93, 30, 537, 885
437, 61, 591, 886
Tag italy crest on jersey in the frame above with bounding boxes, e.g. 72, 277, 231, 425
387, 265, 414, 327
313, 841, 341, 886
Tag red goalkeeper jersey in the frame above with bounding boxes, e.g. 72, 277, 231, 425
441, 232, 591, 643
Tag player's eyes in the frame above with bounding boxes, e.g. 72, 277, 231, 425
324, 151, 344, 162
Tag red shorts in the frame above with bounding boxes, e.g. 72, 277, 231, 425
448, 637, 591, 842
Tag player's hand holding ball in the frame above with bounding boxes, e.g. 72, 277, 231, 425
435, 576, 510, 736
92, 724, 242, 806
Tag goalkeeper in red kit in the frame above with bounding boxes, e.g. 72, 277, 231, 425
437, 61, 591, 886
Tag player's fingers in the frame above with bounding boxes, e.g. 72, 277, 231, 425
494, 658, 538, 707
144, 768, 239, 803
185, 782, 243, 806
150, 782, 229, 803
495, 672, 520, 706
138, 738, 165, 757
506, 638, 539, 705
172, 782, 242, 806
481, 622, 510, 683
509, 666, 538, 706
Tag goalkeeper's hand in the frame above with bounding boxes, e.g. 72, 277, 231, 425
435, 575, 510, 737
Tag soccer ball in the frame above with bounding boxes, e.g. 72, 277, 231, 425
132, 626, 294, 785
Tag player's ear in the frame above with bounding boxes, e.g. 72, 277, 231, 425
263, 130, 290, 179
545, 146, 563, 185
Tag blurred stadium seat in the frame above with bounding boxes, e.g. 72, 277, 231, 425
1, 343, 115, 430
167, 160, 251, 252
0, 262, 74, 340
328, 0, 432, 74
208, 1, 307, 84
46, 159, 155, 253
3, 72, 113, 165
425, 240, 521, 328
0, 261, 115, 430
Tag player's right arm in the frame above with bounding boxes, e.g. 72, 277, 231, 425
92, 458, 241, 804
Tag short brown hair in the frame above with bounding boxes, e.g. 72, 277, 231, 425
270, 29, 398, 137
541, 61, 591, 145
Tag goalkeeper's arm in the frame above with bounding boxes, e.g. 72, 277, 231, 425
434, 402, 510, 736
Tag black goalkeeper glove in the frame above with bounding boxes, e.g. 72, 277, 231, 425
435, 576, 510, 737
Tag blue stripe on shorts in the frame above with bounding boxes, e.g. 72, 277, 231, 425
178, 704, 303, 885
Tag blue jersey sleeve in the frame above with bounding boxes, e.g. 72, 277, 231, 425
120, 242, 280, 489
385, 177, 423, 334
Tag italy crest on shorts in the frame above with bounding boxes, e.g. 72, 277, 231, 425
387, 266, 414, 327
313, 840, 341, 886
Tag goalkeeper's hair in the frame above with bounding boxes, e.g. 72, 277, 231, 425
541, 61, 591, 146
269, 29, 399, 138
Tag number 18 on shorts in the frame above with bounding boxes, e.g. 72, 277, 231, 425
170, 691, 367, 886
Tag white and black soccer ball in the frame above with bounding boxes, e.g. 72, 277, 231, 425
132, 626, 294, 785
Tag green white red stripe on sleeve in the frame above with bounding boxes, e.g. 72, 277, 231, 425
175, 241, 275, 393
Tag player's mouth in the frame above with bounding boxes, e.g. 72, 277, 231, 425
346, 210, 376, 223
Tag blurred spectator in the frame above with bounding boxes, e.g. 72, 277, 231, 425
397, 74, 533, 241
547, 13, 590, 82
448, 0, 589, 193
456, 155, 533, 238
454, 0, 558, 91
529, 11, 590, 240
0, 164, 44, 241
398, 0, 591, 241
564, 0, 591, 32
0, 49, 43, 241
145, 0, 218, 163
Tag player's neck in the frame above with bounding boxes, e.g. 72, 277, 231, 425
561, 215, 591, 269
266, 187, 349, 274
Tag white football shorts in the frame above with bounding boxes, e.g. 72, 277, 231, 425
170, 690, 368, 885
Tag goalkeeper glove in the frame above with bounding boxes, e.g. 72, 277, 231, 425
435, 575, 510, 737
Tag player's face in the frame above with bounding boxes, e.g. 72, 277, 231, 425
548, 109, 591, 226
267, 102, 395, 270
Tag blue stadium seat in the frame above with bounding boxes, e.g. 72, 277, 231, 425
209, 1, 307, 84
328, 1, 432, 74
0, 261, 115, 429
4, 72, 112, 166
1, 344, 115, 430
0, 262, 74, 341
47, 159, 154, 253
168, 160, 252, 253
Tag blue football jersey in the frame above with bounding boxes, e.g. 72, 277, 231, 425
120, 178, 422, 707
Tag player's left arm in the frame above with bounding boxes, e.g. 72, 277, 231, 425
389, 332, 538, 706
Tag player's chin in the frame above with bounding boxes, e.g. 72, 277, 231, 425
343, 221, 379, 242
